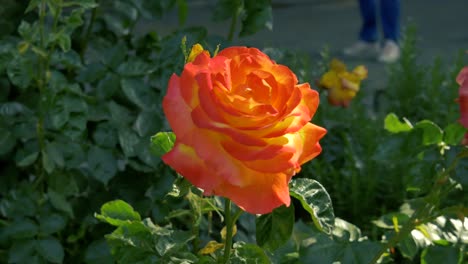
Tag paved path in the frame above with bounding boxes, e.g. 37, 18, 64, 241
144, 0, 468, 101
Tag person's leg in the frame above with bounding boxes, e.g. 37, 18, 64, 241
378, 0, 400, 62
359, 0, 378, 42
380, 0, 400, 42
343, 0, 379, 57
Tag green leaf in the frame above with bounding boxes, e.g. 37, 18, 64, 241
289, 178, 335, 234
118, 128, 140, 157
421, 246, 462, 264
25, 0, 41, 13
212, 0, 242, 21
296, 221, 344, 263
415, 120, 443, 145
231, 242, 270, 264
48, 171, 80, 197
45, 141, 65, 168
155, 229, 195, 256
256, 204, 294, 251
444, 123, 467, 145
62, 0, 98, 9
63, 9, 85, 32
95, 200, 141, 226
15, 141, 39, 167
96, 73, 120, 100
0, 127, 16, 155
84, 239, 113, 264
104, 221, 159, 262
48, 189, 74, 218
93, 122, 118, 148
398, 235, 420, 260
7, 54, 34, 90
98, 41, 127, 69
36, 237, 65, 263
372, 212, 410, 230
121, 78, 158, 109
53, 32, 71, 52
340, 241, 381, 264
6, 218, 38, 239
384, 113, 413, 133
108, 101, 135, 125
8, 239, 37, 263
102, 1, 138, 36
87, 146, 117, 185
48, 99, 69, 130
332, 218, 363, 242
150, 132, 175, 157
39, 213, 67, 235
77, 62, 107, 83
137, 139, 161, 168
117, 58, 154, 77
134, 111, 162, 138
240, 6, 273, 37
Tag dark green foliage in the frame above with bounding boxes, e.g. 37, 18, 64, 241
1, 1, 467, 263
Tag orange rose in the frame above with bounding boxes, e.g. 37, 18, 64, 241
162, 46, 326, 214
456, 66, 468, 145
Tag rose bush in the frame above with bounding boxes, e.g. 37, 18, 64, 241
456, 66, 468, 144
162, 46, 326, 214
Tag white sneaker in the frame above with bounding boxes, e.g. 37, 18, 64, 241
378, 40, 400, 63
343, 41, 380, 57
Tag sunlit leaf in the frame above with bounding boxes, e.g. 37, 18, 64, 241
231, 242, 270, 263
384, 113, 413, 133
415, 120, 443, 145
95, 200, 141, 226
444, 123, 467, 145
199, 240, 224, 255
289, 178, 335, 234
150, 132, 175, 157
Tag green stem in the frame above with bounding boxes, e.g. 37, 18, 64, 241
80, 1, 98, 60
222, 199, 233, 264
192, 225, 200, 253
227, 8, 240, 42
36, 0, 48, 152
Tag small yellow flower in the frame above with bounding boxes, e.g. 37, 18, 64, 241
187, 43, 209, 63
319, 58, 368, 107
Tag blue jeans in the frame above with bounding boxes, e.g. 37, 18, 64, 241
359, 0, 400, 42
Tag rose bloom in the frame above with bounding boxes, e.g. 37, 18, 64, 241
162, 46, 326, 214
319, 59, 367, 107
456, 66, 468, 145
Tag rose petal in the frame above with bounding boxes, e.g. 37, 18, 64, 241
214, 171, 291, 214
